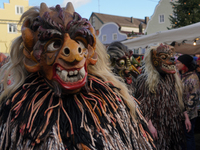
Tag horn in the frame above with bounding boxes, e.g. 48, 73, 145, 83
65, 2, 75, 15
39, 3, 51, 17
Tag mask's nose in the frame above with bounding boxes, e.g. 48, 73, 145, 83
170, 57, 175, 62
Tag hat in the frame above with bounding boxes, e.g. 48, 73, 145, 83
177, 54, 195, 70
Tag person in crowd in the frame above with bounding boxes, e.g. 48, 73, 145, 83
107, 41, 140, 96
195, 57, 200, 80
135, 44, 191, 150
176, 54, 200, 150
0, 2, 156, 149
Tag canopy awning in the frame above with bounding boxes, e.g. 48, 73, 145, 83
122, 22, 200, 54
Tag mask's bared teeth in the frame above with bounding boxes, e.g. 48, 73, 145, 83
69, 77, 79, 82
78, 74, 83, 80
56, 66, 61, 71
60, 70, 68, 81
56, 67, 86, 83
74, 70, 78, 75
79, 67, 85, 78
69, 71, 73, 76
56, 70, 61, 76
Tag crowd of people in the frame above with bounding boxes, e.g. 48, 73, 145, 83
0, 2, 199, 150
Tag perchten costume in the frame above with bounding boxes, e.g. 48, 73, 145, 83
0, 3, 155, 150
135, 44, 186, 150
107, 42, 140, 96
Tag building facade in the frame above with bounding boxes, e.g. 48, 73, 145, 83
145, 0, 178, 35
98, 22, 127, 46
89, 12, 148, 36
0, 0, 30, 54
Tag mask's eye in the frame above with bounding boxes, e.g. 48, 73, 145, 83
77, 41, 86, 55
78, 41, 86, 49
45, 39, 62, 52
75, 36, 87, 48
119, 59, 125, 66
161, 55, 167, 60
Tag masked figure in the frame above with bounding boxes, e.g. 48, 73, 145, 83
135, 44, 191, 150
107, 42, 140, 95
0, 3, 156, 150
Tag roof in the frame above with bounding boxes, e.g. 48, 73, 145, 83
92, 12, 147, 28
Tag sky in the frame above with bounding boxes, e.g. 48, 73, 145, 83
0, 0, 160, 19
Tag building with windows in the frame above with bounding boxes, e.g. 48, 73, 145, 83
89, 12, 148, 36
89, 12, 149, 45
144, 0, 178, 35
0, 0, 30, 53
98, 22, 127, 46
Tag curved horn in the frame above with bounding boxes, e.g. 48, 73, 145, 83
39, 3, 51, 17
65, 2, 75, 15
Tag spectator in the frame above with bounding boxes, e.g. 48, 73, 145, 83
196, 57, 200, 80
176, 54, 200, 150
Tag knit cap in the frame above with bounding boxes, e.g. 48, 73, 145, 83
177, 54, 193, 68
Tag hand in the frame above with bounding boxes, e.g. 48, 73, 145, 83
183, 111, 191, 132
185, 118, 191, 132
148, 120, 158, 140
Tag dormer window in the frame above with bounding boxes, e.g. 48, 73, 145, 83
15, 6, 24, 15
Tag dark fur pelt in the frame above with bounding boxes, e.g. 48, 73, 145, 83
135, 73, 185, 150
0, 73, 155, 150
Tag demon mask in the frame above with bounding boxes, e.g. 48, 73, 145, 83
21, 3, 97, 93
151, 43, 176, 74
107, 42, 140, 88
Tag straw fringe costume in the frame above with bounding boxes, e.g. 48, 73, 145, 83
0, 2, 155, 150
136, 74, 184, 150
135, 44, 185, 150
0, 73, 155, 150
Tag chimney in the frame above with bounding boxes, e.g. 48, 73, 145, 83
139, 22, 143, 33
145, 16, 149, 24
131, 17, 134, 23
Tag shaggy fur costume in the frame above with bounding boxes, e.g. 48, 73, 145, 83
0, 3, 155, 150
135, 46, 185, 150
0, 73, 155, 150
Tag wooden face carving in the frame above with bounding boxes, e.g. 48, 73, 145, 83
151, 44, 176, 74
22, 3, 97, 93
107, 42, 140, 85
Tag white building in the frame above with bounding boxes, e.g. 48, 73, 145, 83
145, 0, 178, 35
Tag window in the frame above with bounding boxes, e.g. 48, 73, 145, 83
102, 35, 107, 42
112, 33, 117, 40
142, 48, 146, 54
8, 24, 17, 33
15, 6, 24, 14
159, 14, 164, 23
134, 49, 139, 54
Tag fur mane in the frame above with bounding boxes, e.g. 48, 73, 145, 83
0, 7, 136, 119
143, 46, 184, 110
